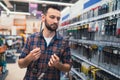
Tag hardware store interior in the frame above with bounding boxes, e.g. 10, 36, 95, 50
0, 0, 120, 80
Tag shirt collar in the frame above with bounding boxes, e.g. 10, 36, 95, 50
55, 31, 62, 40
39, 30, 62, 40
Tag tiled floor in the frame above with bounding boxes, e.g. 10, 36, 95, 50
5, 54, 26, 80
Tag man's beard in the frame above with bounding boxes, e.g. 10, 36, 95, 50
45, 20, 58, 31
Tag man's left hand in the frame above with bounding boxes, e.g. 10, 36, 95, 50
48, 54, 60, 68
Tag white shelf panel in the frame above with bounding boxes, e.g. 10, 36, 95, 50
71, 53, 120, 79
71, 68, 87, 80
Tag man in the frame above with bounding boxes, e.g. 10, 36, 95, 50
18, 5, 72, 80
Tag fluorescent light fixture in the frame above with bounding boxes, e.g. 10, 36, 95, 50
0, 0, 73, 16
3, 0, 13, 8
10, 11, 31, 15
10, 0, 73, 6
32, 0, 73, 6
0, 2, 10, 13
0, 2, 30, 15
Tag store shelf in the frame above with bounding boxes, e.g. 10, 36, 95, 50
0, 45, 7, 54
59, 10, 120, 30
69, 39, 120, 47
6, 55, 17, 63
71, 52, 120, 79
0, 70, 8, 80
71, 68, 87, 80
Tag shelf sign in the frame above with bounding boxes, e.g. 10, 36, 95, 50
62, 14, 70, 21
36, 11, 42, 19
29, 3, 38, 15
84, 0, 101, 9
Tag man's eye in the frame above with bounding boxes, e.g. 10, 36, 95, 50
49, 16, 60, 21
57, 17, 60, 21
50, 16, 55, 19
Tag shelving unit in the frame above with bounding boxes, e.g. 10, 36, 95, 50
0, 45, 8, 80
59, 0, 120, 80
71, 68, 87, 80
71, 52, 120, 79
0, 70, 8, 80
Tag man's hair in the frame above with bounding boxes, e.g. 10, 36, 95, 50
43, 5, 60, 14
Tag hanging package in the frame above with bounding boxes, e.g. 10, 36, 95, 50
116, 18, 120, 38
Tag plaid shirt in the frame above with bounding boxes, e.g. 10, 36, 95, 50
19, 31, 72, 80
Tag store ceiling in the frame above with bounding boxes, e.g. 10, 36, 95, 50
1, 0, 78, 13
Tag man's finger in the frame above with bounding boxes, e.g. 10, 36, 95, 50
50, 58, 54, 65
31, 47, 40, 53
53, 54, 59, 60
48, 62, 52, 67
51, 55, 56, 62
34, 51, 41, 55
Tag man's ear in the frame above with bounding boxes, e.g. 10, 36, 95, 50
41, 15, 45, 22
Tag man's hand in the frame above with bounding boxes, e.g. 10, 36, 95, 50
18, 47, 41, 68
26, 47, 41, 61
48, 54, 71, 72
48, 54, 60, 68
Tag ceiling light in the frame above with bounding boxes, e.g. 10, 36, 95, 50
10, 11, 31, 15
3, 0, 13, 8
0, 2, 10, 13
10, 0, 73, 6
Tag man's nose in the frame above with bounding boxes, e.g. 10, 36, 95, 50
54, 18, 59, 23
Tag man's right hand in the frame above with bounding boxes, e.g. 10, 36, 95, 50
18, 47, 41, 68
26, 47, 41, 61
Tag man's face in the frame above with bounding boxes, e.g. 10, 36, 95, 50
43, 8, 61, 31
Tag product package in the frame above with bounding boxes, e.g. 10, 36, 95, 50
96, 70, 120, 80
116, 18, 120, 38
117, 0, 120, 10
81, 62, 91, 75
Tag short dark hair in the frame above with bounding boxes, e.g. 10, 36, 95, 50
43, 5, 60, 14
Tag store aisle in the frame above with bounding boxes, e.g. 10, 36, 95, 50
5, 54, 26, 80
